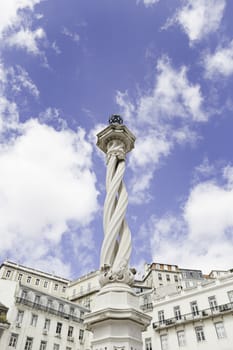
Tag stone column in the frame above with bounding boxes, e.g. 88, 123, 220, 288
84, 115, 151, 350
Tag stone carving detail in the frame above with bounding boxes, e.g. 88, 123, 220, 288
99, 137, 134, 286
99, 260, 136, 287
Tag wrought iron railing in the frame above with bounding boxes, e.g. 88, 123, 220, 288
152, 302, 233, 330
140, 303, 153, 311
15, 297, 84, 323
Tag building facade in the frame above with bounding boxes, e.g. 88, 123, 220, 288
141, 273, 233, 350
0, 262, 87, 350
1, 260, 233, 350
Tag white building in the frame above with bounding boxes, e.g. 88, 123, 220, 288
1, 259, 233, 350
140, 272, 233, 350
0, 261, 88, 350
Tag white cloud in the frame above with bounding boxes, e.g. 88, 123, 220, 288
0, 62, 39, 133
0, 96, 19, 134
51, 41, 61, 55
9, 65, 40, 98
0, 0, 41, 38
176, 0, 226, 43
116, 56, 205, 203
128, 131, 171, 203
0, 119, 99, 277
137, 0, 160, 7
147, 165, 233, 272
204, 41, 233, 78
62, 27, 80, 43
39, 107, 67, 130
137, 57, 206, 123
193, 156, 216, 182
0, 0, 47, 57
7, 27, 46, 55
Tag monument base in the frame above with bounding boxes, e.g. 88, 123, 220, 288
84, 283, 151, 350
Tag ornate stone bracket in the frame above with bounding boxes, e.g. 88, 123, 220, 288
99, 262, 136, 288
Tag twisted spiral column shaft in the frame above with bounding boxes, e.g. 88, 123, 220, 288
100, 140, 131, 272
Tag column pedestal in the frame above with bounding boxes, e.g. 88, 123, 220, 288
84, 283, 151, 350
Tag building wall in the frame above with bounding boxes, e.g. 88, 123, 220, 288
142, 274, 233, 350
0, 261, 69, 298
0, 279, 87, 350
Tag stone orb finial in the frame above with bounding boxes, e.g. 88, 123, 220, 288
109, 114, 123, 125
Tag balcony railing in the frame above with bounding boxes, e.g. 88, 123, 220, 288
140, 303, 153, 311
0, 315, 10, 329
15, 297, 84, 323
153, 302, 233, 330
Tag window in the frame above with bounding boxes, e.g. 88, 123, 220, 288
85, 297, 90, 308
195, 326, 205, 342
80, 311, 84, 319
54, 283, 59, 291
158, 273, 162, 281
44, 281, 48, 288
18, 273, 23, 281
160, 334, 168, 350
16, 310, 24, 323
190, 301, 199, 316
145, 338, 152, 350
62, 286, 66, 293
72, 288, 76, 296
44, 318, 50, 330
215, 322, 226, 339
58, 303, 63, 313
227, 290, 233, 302
174, 306, 181, 320
158, 310, 165, 325
70, 307, 75, 315
34, 295, 40, 304
56, 322, 62, 335
6, 270, 11, 278
35, 278, 40, 286
66, 347, 72, 350
53, 344, 59, 350
80, 286, 83, 294
26, 276, 31, 284
21, 290, 27, 299
174, 275, 178, 282
68, 326, 73, 337
79, 329, 84, 340
208, 296, 218, 311
40, 341, 47, 350
24, 337, 33, 350
31, 314, 38, 327
166, 274, 170, 282
177, 330, 186, 346
9, 333, 18, 347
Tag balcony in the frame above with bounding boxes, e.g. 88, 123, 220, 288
152, 302, 233, 330
140, 303, 153, 312
0, 315, 10, 330
15, 297, 84, 323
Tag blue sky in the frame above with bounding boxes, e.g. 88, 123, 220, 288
0, 0, 233, 279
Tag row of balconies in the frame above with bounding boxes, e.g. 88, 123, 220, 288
152, 302, 233, 330
15, 297, 84, 323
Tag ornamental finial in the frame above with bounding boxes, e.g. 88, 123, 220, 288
109, 114, 123, 125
